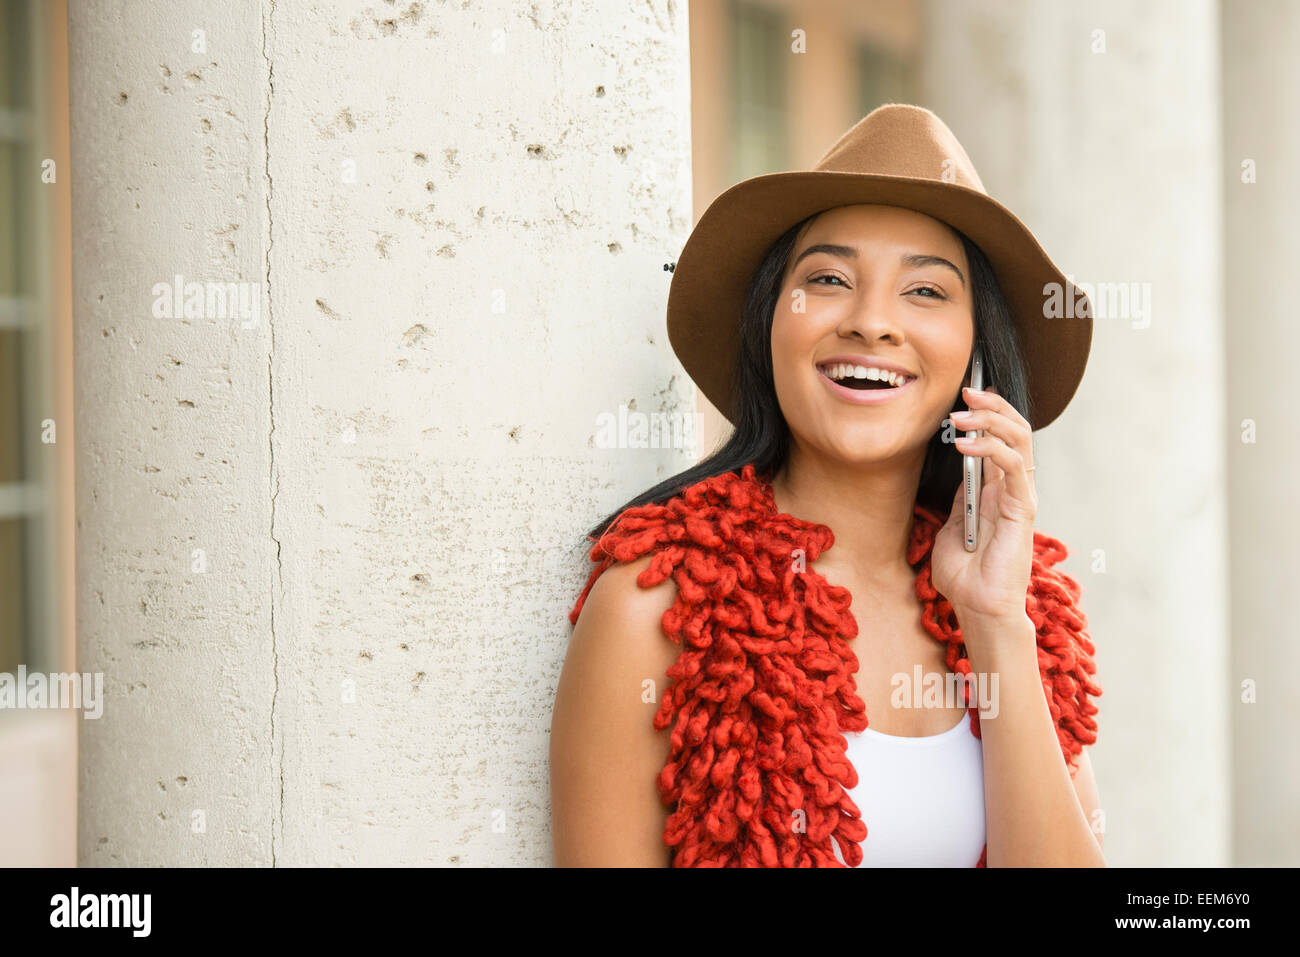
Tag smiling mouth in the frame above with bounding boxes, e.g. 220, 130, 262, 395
816, 363, 916, 391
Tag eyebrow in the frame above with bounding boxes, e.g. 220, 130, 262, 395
790, 243, 966, 289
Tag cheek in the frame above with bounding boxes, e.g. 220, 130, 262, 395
914, 327, 974, 390
768, 313, 811, 412
764, 308, 806, 382
769, 312, 795, 376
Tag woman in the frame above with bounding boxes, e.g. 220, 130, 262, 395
550, 105, 1103, 867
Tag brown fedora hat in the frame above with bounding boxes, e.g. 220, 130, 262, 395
665, 103, 1092, 431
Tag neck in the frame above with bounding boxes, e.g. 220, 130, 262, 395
765, 443, 926, 581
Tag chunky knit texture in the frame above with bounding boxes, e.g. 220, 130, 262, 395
567, 463, 1101, 867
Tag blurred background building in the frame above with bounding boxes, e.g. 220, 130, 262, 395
0, 0, 1295, 867
0, 0, 74, 867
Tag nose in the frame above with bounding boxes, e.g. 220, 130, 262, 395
834, 286, 905, 345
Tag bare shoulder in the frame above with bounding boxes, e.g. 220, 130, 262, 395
572, 554, 679, 648
550, 554, 683, 867
556, 555, 683, 721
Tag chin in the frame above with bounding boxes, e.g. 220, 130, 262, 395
822, 439, 909, 466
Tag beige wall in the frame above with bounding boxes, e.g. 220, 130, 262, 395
1222, 0, 1300, 867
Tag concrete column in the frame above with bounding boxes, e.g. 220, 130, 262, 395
1222, 0, 1300, 867
71, 0, 693, 865
919, 0, 1229, 865
70, 0, 274, 866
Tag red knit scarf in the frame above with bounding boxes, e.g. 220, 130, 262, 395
567, 463, 1101, 867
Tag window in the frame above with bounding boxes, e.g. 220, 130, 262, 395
0, 0, 59, 678
730, 0, 788, 181
857, 40, 914, 116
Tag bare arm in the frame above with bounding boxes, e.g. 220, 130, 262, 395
1070, 748, 1104, 856
550, 555, 682, 867
967, 615, 1106, 867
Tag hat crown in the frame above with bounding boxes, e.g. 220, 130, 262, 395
813, 103, 986, 194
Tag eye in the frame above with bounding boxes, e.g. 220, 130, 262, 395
908, 285, 947, 300
809, 273, 847, 287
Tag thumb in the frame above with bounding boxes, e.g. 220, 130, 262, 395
946, 474, 965, 531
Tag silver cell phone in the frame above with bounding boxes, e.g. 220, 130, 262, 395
963, 344, 985, 552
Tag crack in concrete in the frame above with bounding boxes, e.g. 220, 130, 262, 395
261, 0, 283, 868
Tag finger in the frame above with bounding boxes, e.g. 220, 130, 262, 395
963, 385, 1031, 433
952, 432, 1035, 516
953, 430, 1003, 494
973, 384, 1008, 520
948, 408, 1033, 472
985, 385, 1004, 486
980, 464, 1001, 530
975, 384, 1005, 488
984, 431, 1005, 489
979, 384, 1028, 494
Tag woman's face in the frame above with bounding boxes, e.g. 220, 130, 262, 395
770, 203, 975, 468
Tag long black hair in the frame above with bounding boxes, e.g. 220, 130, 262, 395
581, 209, 1030, 543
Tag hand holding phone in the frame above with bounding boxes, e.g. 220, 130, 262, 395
963, 344, 985, 552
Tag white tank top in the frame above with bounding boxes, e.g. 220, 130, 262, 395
833, 712, 986, 867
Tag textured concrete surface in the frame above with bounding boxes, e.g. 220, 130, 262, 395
70, 0, 276, 866
71, 0, 693, 865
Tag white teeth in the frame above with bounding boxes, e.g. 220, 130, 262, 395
820, 363, 911, 386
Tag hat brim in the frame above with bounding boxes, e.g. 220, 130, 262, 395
666, 170, 1092, 431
